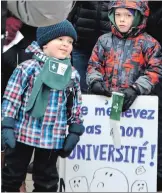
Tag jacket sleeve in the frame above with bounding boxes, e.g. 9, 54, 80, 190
68, 70, 83, 125
7, 1, 73, 27
2, 65, 28, 119
135, 36, 162, 95
86, 38, 105, 86
67, 1, 78, 22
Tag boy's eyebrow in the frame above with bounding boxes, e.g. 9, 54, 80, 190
115, 10, 131, 14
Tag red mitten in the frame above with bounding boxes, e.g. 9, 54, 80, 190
5, 17, 23, 45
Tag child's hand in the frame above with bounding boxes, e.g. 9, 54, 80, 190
59, 133, 80, 158
122, 85, 140, 112
90, 80, 112, 97
1, 117, 16, 149
58, 123, 85, 158
2, 128, 16, 149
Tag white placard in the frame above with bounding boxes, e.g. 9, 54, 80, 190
59, 95, 158, 192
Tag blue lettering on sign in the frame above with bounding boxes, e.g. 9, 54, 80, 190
68, 143, 154, 166
147, 110, 155, 120
120, 126, 144, 138
86, 125, 101, 135
95, 107, 155, 120
81, 106, 88, 116
138, 147, 147, 164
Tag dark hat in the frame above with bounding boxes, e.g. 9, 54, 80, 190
37, 20, 77, 47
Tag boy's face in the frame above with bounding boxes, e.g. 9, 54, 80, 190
115, 8, 134, 33
43, 36, 73, 59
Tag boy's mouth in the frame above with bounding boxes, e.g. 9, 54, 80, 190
60, 49, 67, 52
119, 25, 126, 27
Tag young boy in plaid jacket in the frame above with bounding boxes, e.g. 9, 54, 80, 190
1, 20, 85, 192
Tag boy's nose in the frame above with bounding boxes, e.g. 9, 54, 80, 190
62, 41, 68, 46
120, 16, 125, 22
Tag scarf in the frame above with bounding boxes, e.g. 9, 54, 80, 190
25, 53, 72, 118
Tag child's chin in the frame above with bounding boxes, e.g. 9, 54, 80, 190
119, 28, 129, 33
57, 56, 67, 60
50, 54, 67, 60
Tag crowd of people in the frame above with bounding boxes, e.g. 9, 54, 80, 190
1, 1, 162, 192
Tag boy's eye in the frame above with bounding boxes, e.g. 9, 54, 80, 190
115, 13, 133, 18
68, 40, 73, 44
58, 38, 63, 41
115, 13, 120, 17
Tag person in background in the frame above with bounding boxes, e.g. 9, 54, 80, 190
68, 1, 111, 93
1, 20, 85, 192
87, 1, 162, 112
7, 1, 74, 27
2, 16, 37, 97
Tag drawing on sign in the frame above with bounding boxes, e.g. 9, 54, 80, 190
110, 128, 114, 137
90, 167, 129, 192
105, 100, 108, 105
135, 166, 146, 175
69, 176, 89, 192
131, 180, 148, 192
73, 164, 79, 172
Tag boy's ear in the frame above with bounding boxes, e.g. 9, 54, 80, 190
43, 45, 47, 49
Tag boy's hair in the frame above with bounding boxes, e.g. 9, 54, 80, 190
36, 20, 77, 47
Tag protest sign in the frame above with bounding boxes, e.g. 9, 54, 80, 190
59, 95, 158, 192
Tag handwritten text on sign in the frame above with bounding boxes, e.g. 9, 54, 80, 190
63, 95, 158, 192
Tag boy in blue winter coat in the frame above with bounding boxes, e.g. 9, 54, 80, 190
1, 20, 85, 192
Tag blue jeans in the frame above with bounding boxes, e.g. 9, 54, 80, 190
72, 48, 91, 94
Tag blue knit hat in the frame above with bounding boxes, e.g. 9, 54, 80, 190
37, 20, 77, 47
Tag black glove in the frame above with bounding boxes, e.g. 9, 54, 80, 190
2, 128, 16, 149
59, 123, 85, 158
90, 81, 112, 97
1, 117, 16, 150
122, 85, 140, 112
59, 133, 80, 158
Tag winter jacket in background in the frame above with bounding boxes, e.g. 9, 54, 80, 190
68, 1, 111, 52
7, 1, 74, 27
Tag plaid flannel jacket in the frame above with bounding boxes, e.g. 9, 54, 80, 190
2, 42, 83, 149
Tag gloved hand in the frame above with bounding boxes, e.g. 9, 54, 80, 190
1, 117, 16, 150
122, 85, 140, 112
4, 16, 23, 45
59, 123, 85, 158
90, 81, 112, 97
1, 128, 16, 149
59, 133, 80, 158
